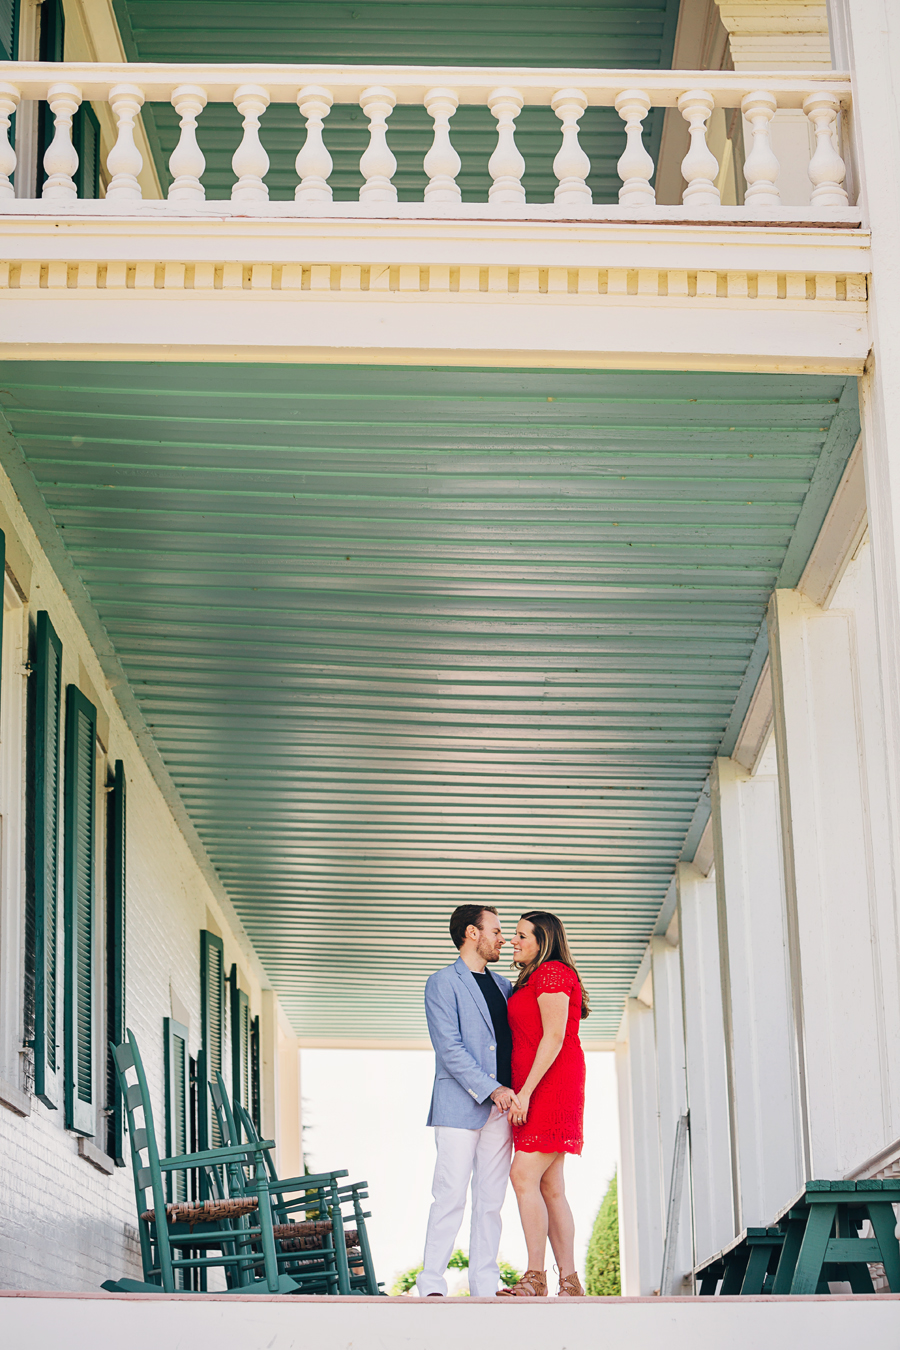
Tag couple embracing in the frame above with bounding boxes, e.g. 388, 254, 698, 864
417, 905, 589, 1299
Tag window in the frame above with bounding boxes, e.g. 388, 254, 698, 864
63, 685, 96, 1135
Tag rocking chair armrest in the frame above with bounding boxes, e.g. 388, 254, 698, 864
159, 1140, 276, 1170
269, 1168, 350, 1192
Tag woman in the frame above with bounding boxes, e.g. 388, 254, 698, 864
497, 911, 589, 1298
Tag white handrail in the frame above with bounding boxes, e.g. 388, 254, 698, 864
0, 61, 854, 217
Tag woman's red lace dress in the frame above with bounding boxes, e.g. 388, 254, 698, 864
508, 960, 586, 1155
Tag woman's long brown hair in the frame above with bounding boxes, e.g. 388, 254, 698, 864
512, 910, 590, 1019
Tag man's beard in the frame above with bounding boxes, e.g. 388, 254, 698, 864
477, 938, 500, 963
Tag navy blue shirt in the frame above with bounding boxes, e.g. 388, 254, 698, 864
471, 971, 513, 1091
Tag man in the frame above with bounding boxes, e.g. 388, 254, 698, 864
417, 904, 519, 1298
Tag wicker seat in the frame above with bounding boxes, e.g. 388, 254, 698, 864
272, 1219, 359, 1252
140, 1197, 259, 1229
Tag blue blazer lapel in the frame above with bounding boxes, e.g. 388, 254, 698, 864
453, 958, 495, 1036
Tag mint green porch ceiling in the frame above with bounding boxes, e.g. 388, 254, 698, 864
112, 0, 680, 201
0, 365, 858, 1042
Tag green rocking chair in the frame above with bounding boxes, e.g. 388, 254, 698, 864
102, 1030, 299, 1294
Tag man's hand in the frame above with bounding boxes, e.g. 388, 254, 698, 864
490, 1086, 521, 1113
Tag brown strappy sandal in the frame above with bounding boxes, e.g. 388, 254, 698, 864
497, 1269, 548, 1297
557, 1271, 584, 1297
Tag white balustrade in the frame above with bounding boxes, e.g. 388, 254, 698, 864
295, 84, 333, 202
359, 85, 397, 203
741, 91, 780, 209
0, 63, 856, 220
42, 83, 81, 202
803, 90, 849, 210
168, 84, 207, 203
424, 87, 461, 203
488, 87, 525, 204
552, 88, 591, 207
615, 88, 655, 208
231, 84, 270, 204
678, 89, 721, 209
0, 83, 19, 200
106, 83, 145, 203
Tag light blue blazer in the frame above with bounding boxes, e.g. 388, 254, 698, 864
424, 957, 513, 1129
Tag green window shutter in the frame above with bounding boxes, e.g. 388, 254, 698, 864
164, 1017, 190, 1202
33, 611, 62, 1109
199, 929, 224, 1150
249, 1013, 261, 1133
0, 0, 17, 68
229, 964, 250, 1116
63, 685, 97, 1136
106, 758, 126, 1163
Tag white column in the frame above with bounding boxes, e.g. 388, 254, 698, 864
617, 996, 664, 1294
827, 7, 900, 1152
714, 0, 833, 206
677, 862, 733, 1262
652, 934, 692, 1291
769, 584, 899, 1176
711, 753, 803, 1226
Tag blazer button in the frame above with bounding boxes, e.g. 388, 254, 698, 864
489, 1074, 496, 1079
490, 1044, 496, 1050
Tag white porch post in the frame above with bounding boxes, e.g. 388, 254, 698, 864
676, 862, 734, 1262
651, 934, 692, 1291
616, 998, 664, 1294
711, 755, 803, 1225
768, 585, 899, 1176
714, 0, 833, 206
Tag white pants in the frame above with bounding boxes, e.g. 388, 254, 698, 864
416, 1105, 512, 1298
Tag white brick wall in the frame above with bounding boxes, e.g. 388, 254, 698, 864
0, 458, 277, 1292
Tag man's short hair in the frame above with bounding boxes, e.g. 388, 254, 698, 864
449, 904, 498, 950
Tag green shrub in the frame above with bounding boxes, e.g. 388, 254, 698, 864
390, 1250, 521, 1295
585, 1171, 621, 1296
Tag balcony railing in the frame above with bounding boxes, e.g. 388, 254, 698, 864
0, 62, 855, 222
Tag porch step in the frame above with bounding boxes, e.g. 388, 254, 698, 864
3, 1291, 900, 1350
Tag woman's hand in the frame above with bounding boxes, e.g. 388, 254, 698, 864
510, 1091, 531, 1127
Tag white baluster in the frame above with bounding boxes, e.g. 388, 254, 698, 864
42, 83, 81, 202
488, 87, 525, 204
803, 90, 849, 210
359, 86, 397, 203
168, 84, 207, 203
295, 84, 333, 202
552, 88, 591, 207
614, 88, 655, 208
741, 91, 780, 209
0, 84, 19, 200
106, 84, 145, 203
424, 87, 461, 203
231, 84, 270, 204
678, 89, 720, 208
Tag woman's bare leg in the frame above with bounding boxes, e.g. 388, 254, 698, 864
540, 1154, 577, 1282
508, 1150, 558, 1271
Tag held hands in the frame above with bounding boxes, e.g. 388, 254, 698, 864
490, 1085, 521, 1114
508, 1091, 531, 1127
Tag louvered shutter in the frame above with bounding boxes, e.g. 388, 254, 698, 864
33, 612, 62, 1108
249, 1014, 261, 1132
63, 685, 96, 1135
106, 758, 126, 1163
229, 964, 250, 1121
73, 104, 101, 199
199, 929, 225, 1150
164, 1017, 190, 1202
0, 0, 16, 64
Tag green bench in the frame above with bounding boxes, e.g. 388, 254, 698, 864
694, 1179, 900, 1296
695, 1227, 785, 1295
770, 1180, 900, 1294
